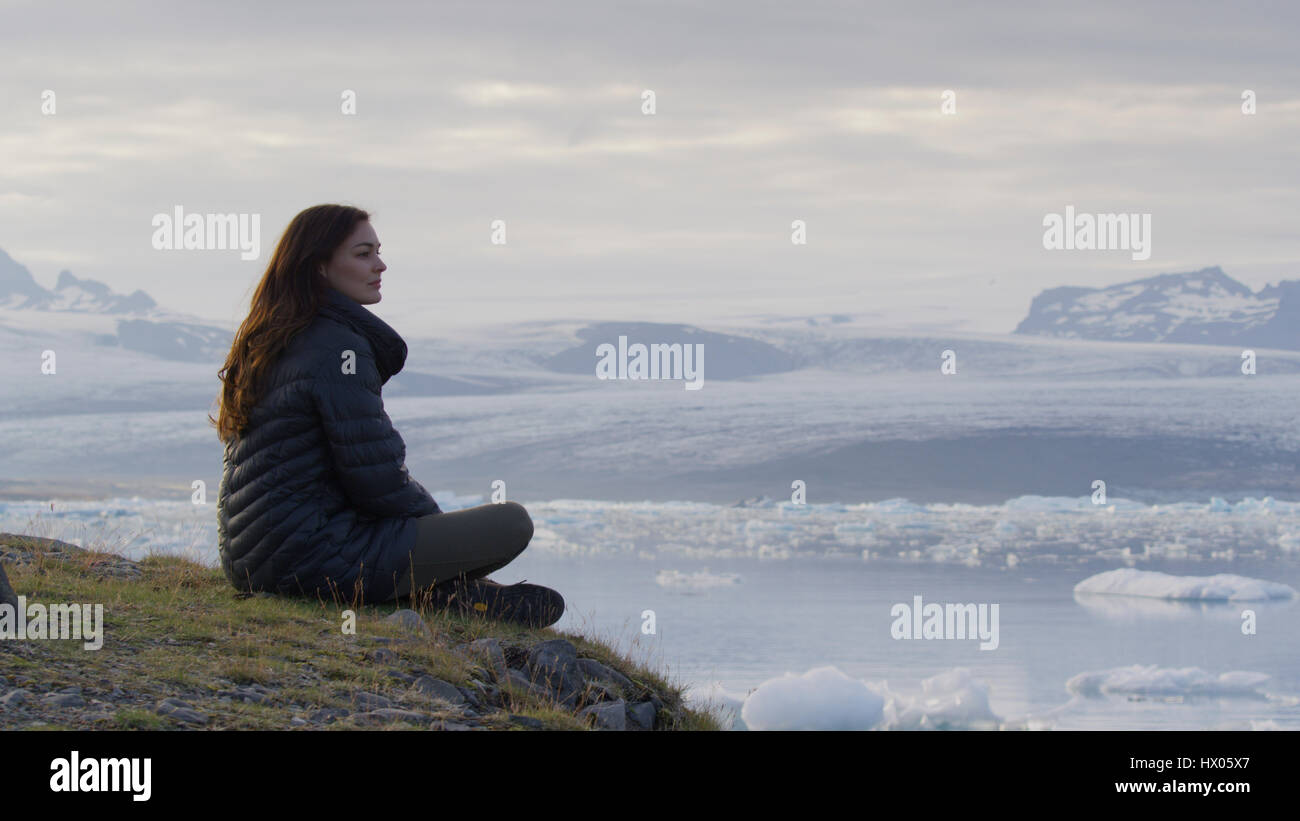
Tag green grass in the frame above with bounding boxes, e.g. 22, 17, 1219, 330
0, 537, 725, 731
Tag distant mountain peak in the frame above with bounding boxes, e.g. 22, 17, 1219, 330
1015, 266, 1300, 350
50, 268, 157, 313
0, 247, 156, 314
0, 247, 51, 305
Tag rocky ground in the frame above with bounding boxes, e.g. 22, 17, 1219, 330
0, 532, 720, 731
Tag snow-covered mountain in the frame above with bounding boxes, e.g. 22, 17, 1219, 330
0, 246, 232, 362
1014, 266, 1300, 349
0, 249, 156, 313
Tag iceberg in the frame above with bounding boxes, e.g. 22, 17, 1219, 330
1073, 568, 1296, 601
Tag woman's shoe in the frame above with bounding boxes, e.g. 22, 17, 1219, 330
431, 577, 565, 629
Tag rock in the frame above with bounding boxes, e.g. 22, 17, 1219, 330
578, 699, 627, 731
578, 680, 621, 705
504, 669, 551, 699
218, 686, 272, 704
1, 689, 31, 708
365, 648, 398, 665
627, 701, 657, 731
0, 533, 142, 581
508, 714, 544, 729
43, 692, 86, 708
465, 638, 509, 682
468, 679, 501, 706
411, 676, 465, 705
308, 708, 350, 724
433, 720, 475, 731
290, 716, 308, 727
457, 686, 484, 710
526, 640, 585, 704
155, 698, 208, 725
384, 609, 431, 637
576, 658, 635, 694
351, 708, 435, 727
0, 561, 16, 609
530, 639, 578, 661
386, 670, 417, 684
502, 644, 530, 669
350, 692, 393, 711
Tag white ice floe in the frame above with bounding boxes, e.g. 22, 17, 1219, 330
736, 665, 1001, 731
654, 568, 741, 590
878, 668, 1002, 730
1071, 591, 1285, 621
1066, 665, 1271, 697
8, 491, 1300, 569
1074, 568, 1297, 601
740, 666, 885, 731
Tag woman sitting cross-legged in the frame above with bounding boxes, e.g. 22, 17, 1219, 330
211, 203, 564, 628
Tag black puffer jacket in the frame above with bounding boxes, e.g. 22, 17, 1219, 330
217, 286, 442, 601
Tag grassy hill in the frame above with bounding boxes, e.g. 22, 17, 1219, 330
0, 532, 723, 731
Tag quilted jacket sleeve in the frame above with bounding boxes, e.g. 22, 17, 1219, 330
309, 346, 442, 520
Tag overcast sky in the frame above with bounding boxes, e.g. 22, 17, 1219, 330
2, 0, 1298, 335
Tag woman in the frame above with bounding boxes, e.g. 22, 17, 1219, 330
211, 204, 563, 628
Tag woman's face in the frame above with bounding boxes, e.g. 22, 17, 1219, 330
320, 220, 386, 304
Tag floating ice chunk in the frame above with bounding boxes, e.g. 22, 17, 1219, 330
1229, 496, 1278, 514
740, 666, 885, 730
738, 666, 1003, 731
525, 526, 608, 558
1003, 495, 1090, 512
1074, 568, 1296, 601
654, 568, 741, 590
869, 498, 928, 516
743, 519, 804, 551
880, 668, 1002, 730
833, 521, 877, 547
1066, 664, 1270, 697
1071, 592, 1271, 621
744, 519, 796, 533
1278, 532, 1300, 553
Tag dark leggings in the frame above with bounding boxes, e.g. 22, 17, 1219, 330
389, 501, 535, 599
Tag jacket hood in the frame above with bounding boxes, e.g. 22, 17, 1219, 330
317, 286, 408, 384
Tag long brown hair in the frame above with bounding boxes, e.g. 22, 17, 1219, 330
211, 204, 371, 444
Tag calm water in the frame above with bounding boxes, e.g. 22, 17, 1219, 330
504, 551, 1300, 730
4, 493, 1297, 730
